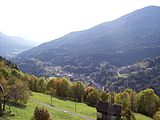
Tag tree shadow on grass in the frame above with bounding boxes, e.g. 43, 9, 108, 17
55, 96, 68, 101
0, 102, 26, 119
7, 102, 26, 109
0, 111, 15, 120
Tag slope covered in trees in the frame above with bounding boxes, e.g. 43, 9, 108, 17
106, 56, 160, 95
0, 56, 31, 116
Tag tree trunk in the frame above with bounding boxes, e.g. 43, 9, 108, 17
0, 96, 3, 115
2, 96, 8, 111
50, 95, 53, 104
2, 101, 6, 111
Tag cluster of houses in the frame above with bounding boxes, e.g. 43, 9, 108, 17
47, 66, 102, 87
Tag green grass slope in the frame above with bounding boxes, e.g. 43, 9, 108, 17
0, 92, 153, 120
135, 113, 153, 120
1, 100, 83, 120
32, 92, 96, 119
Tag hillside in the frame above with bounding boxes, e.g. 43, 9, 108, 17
105, 56, 160, 95
2, 92, 153, 120
2, 92, 94, 120
0, 32, 34, 58
14, 6, 160, 91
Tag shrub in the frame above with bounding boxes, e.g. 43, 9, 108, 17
121, 108, 136, 120
153, 111, 160, 120
31, 106, 51, 120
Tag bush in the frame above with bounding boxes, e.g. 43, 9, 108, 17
121, 108, 136, 120
31, 106, 51, 120
153, 111, 160, 120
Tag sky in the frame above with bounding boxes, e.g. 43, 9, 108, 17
0, 0, 160, 44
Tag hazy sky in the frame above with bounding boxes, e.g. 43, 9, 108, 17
0, 0, 160, 44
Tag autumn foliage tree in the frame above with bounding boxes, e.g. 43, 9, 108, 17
59, 78, 72, 97
100, 91, 109, 102
115, 89, 136, 120
37, 77, 46, 93
72, 81, 85, 102
0, 57, 31, 114
85, 89, 101, 106
136, 88, 159, 116
115, 91, 131, 110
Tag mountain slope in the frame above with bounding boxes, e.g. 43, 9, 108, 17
105, 56, 160, 95
0, 32, 34, 58
17, 6, 160, 65
15, 6, 160, 91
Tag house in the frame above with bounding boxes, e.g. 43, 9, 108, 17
96, 101, 122, 120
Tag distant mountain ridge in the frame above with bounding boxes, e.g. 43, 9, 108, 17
0, 32, 34, 58
17, 6, 160, 65
15, 6, 160, 92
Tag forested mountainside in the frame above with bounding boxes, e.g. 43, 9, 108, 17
104, 56, 160, 95
14, 6, 160, 93
63, 55, 160, 95
0, 32, 34, 58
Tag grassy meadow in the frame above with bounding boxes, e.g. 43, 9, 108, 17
135, 113, 153, 120
0, 92, 153, 120
32, 92, 96, 118
1, 100, 83, 120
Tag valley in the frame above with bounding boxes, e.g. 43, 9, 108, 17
0, 32, 35, 58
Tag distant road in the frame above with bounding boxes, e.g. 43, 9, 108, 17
32, 99, 96, 120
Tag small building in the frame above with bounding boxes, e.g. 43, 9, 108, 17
96, 101, 122, 120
